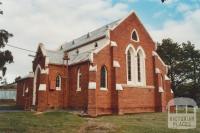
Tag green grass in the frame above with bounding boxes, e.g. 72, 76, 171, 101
0, 111, 199, 133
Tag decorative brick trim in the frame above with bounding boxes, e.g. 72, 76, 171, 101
89, 52, 94, 63
100, 88, 108, 91
89, 65, 97, 72
110, 41, 117, 47
155, 68, 161, 74
25, 88, 29, 93
88, 82, 96, 89
38, 84, 46, 91
164, 75, 170, 80
159, 87, 164, 93
122, 84, 155, 89
56, 87, 61, 91
113, 60, 120, 68
41, 68, 49, 74
116, 84, 123, 90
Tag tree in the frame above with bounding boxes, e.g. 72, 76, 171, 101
157, 38, 200, 104
181, 42, 200, 101
157, 38, 183, 94
0, 2, 13, 81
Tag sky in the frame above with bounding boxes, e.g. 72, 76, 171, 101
0, 0, 200, 83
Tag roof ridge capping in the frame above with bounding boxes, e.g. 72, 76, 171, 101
59, 18, 123, 51
57, 10, 141, 51
110, 10, 136, 30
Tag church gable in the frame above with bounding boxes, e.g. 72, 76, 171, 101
33, 44, 47, 71
110, 12, 156, 51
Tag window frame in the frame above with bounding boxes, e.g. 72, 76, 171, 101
77, 68, 81, 91
136, 47, 146, 86
125, 44, 137, 85
131, 29, 139, 42
55, 75, 61, 90
100, 66, 108, 91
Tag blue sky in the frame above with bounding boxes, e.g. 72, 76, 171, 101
0, 0, 200, 83
112, 0, 200, 29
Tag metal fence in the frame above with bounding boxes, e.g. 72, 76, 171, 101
0, 90, 16, 101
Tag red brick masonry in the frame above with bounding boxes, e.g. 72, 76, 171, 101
16, 12, 173, 116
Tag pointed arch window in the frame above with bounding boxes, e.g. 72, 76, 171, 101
131, 29, 139, 42
56, 75, 61, 90
77, 68, 81, 91
126, 45, 136, 84
100, 66, 107, 89
136, 48, 146, 85
127, 50, 132, 81
137, 53, 141, 82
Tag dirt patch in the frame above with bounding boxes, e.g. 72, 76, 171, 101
33, 112, 44, 115
79, 120, 118, 133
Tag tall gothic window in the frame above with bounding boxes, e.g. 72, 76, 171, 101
127, 50, 132, 81
77, 68, 81, 91
56, 75, 61, 89
126, 45, 136, 84
137, 53, 141, 82
100, 66, 107, 88
137, 48, 146, 85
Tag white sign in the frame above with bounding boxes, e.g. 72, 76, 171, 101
167, 97, 197, 129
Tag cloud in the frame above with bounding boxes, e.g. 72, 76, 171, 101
0, 0, 129, 83
177, 3, 191, 12
149, 9, 200, 48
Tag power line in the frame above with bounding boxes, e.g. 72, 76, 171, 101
5, 44, 36, 53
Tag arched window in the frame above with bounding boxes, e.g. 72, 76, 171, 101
100, 66, 107, 89
127, 50, 132, 81
77, 68, 81, 91
131, 29, 139, 42
56, 75, 61, 90
136, 48, 146, 85
22, 83, 25, 96
137, 53, 141, 82
125, 45, 136, 84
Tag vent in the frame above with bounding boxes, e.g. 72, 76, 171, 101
72, 40, 75, 45
95, 42, 98, 48
106, 25, 110, 29
60, 46, 63, 50
87, 32, 91, 38
76, 49, 79, 54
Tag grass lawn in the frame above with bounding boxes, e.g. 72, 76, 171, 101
0, 111, 199, 133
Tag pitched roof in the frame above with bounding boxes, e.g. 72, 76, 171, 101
42, 11, 146, 66
46, 50, 64, 65
44, 19, 121, 65
61, 19, 120, 51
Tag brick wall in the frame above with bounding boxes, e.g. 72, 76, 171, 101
16, 12, 173, 116
68, 62, 89, 111
16, 77, 33, 110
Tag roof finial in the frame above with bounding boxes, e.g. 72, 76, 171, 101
72, 40, 75, 45
106, 25, 110, 29
87, 32, 91, 38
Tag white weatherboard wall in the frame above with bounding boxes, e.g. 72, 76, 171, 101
0, 90, 16, 101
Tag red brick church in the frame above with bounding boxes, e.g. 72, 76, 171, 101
16, 11, 173, 116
